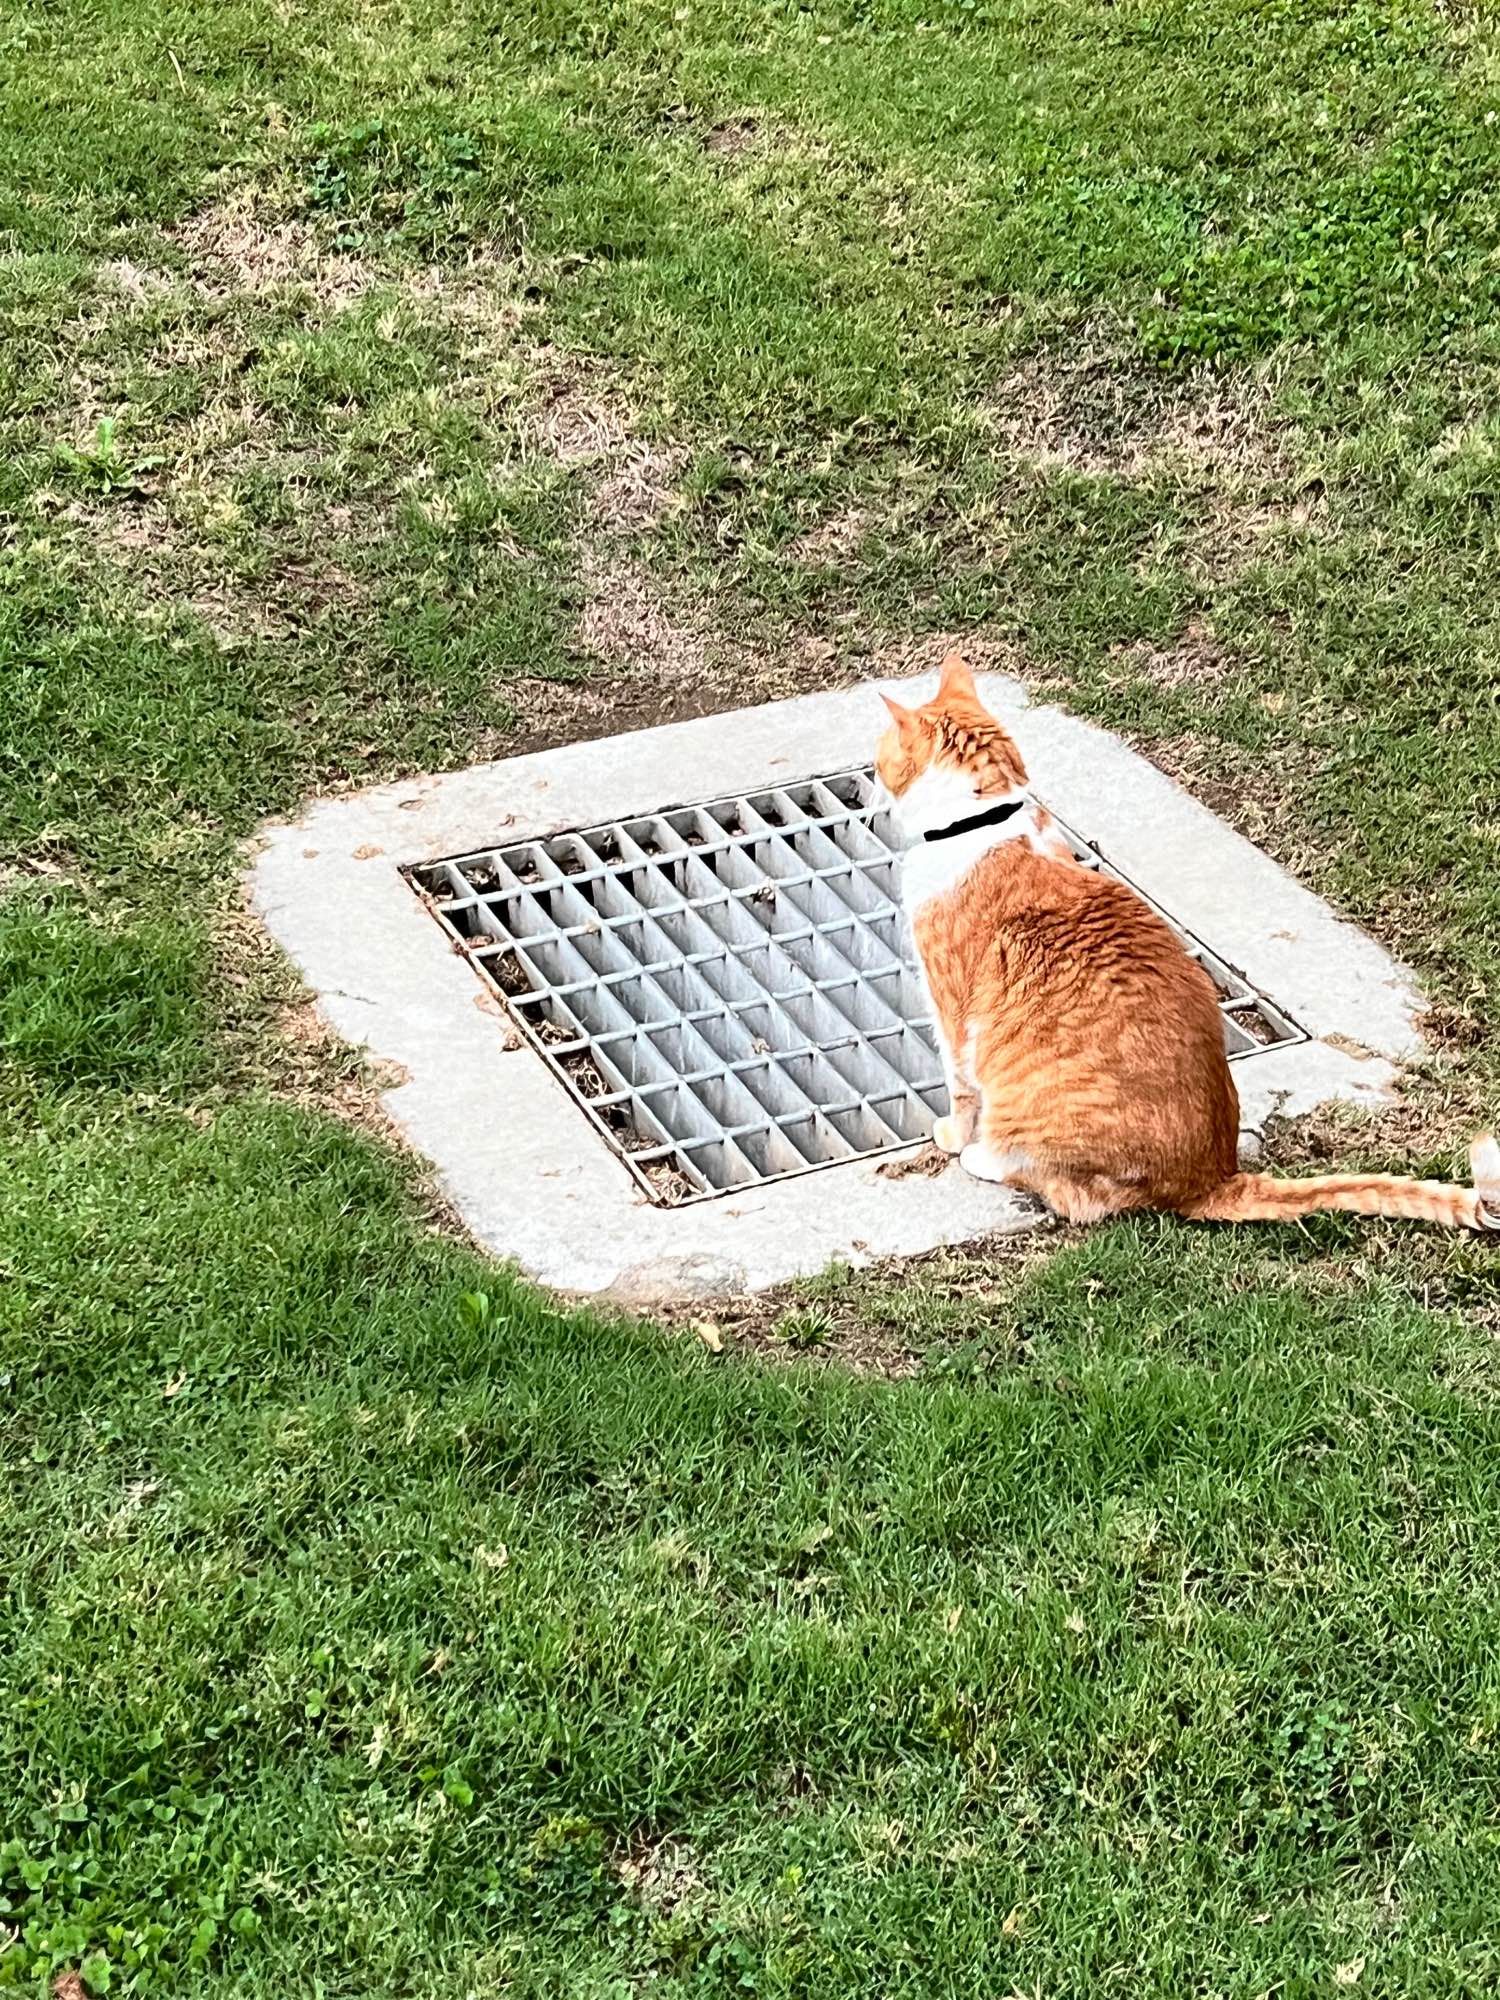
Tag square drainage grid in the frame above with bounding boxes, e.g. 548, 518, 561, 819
407, 769, 1303, 1206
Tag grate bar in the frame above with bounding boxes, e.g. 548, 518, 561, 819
567, 829, 876, 1165
483, 857, 801, 1195
604, 828, 936, 1144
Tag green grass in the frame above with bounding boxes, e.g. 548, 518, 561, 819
2, 0, 1499, 1992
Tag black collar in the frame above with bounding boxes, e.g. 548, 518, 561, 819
923, 797, 1026, 844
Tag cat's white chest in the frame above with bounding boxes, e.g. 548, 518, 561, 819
894, 792, 1037, 920
900, 832, 998, 916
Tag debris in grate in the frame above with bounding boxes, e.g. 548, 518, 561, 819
488, 951, 532, 996
531, 1016, 575, 1047
641, 1158, 700, 1204
406, 767, 1304, 1206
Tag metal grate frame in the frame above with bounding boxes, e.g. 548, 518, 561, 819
407, 768, 1303, 1206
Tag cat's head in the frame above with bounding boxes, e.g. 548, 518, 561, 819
874, 653, 1027, 803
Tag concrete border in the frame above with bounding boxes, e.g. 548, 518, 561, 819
250, 671, 1424, 1299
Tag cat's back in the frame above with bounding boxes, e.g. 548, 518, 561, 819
920, 838, 1225, 1038
947, 842, 1237, 1172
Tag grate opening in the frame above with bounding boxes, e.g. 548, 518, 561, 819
408, 768, 1304, 1205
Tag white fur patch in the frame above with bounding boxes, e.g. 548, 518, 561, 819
1472, 1134, 1500, 1230
931, 1113, 969, 1154
890, 769, 1039, 917
959, 1143, 1034, 1185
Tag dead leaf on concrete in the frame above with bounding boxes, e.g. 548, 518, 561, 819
876, 1145, 947, 1179
472, 989, 522, 1047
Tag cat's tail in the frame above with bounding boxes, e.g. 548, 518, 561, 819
1183, 1134, 1500, 1232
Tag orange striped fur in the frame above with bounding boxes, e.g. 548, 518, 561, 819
876, 655, 1499, 1234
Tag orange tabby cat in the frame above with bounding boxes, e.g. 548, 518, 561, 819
876, 654, 1499, 1231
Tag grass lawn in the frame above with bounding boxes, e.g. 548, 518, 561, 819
3, 0, 1500, 1992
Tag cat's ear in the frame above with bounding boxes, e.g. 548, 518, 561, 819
937, 651, 977, 702
879, 690, 927, 750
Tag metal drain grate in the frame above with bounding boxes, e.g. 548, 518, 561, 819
408, 769, 1303, 1205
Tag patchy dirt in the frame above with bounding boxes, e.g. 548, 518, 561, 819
541, 576, 1032, 758
612, 1835, 706, 1916
1263, 1062, 1494, 1179
168, 200, 376, 309
527, 376, 637, 465
67, 194, 1045, 758
49, 203, 545, 655
522, 347, 687, 532
503, 605, 1032, 763
980, 344, 1326, 586
575, 557, 704, 676
215, 893, 481, 1243
565, 552, 831, 730
981, 346, 1289, 483
655, 1231, 1065, 1379
1107, 617, 1231, 692
0, 845, 80, 895
787, 503, 870, 564
876, 1143, 949, 1179
261, 989, 404, 1138
703, 115, 762, 156
73, 491, 367, 644
187, 553, 363, 644
498, 670, 738, 759
869, 628, 1027, 683
590, 442, 689, 534
1183, 485, 1330, 590
988, 342, 1336, 592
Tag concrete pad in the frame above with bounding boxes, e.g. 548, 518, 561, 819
249, 671, 1424, 1300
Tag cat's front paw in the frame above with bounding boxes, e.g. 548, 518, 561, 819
932, 1114, 967, 1155
959, 1142, 1013, 1185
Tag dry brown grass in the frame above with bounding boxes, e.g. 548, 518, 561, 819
980, 345, 1288, 481
787, 503, 870, 563
73, 490, 368, 644
0, 847, 79, 894
979, 342, 1328, 587
1143, 727, 1327, 882
42, 205, 547, 649
702, 115, 762, 157
611, 1834, 707, 1917
527, 378, 637, 465
1106, 616, 1232, 692
521, 347, 688, 533
167, 199, 377, 309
